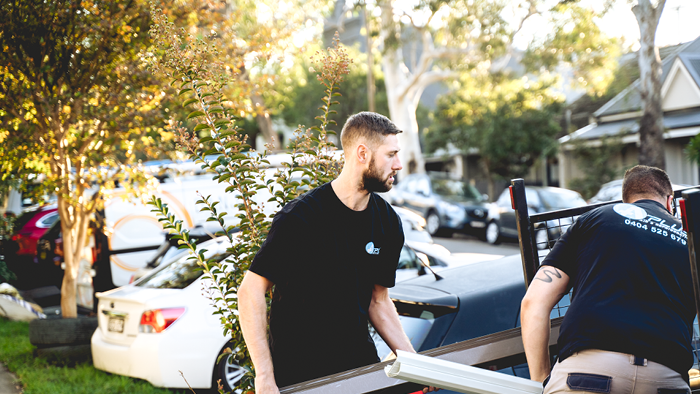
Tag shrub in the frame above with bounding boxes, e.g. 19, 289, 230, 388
146, 5, 351, 392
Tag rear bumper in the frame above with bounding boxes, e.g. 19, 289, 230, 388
92, 329, 164, 386
91, 327, 219, 389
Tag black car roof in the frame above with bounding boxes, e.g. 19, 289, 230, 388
390, 254, 525, 301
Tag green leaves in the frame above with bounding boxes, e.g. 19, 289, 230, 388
187, 110, 205, 119
431, 72, 563, 183
182, 98, 198, 107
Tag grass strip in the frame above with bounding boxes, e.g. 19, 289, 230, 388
0, 317, 190, 394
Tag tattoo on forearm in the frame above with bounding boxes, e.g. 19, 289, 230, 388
534, 268, 562, 283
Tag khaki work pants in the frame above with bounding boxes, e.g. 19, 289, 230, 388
544, 349, 689, 394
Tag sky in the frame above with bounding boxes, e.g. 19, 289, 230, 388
501, 0, 700, 51
601, 0, 700, 49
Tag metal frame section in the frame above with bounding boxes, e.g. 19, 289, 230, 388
682, 189, 700, 333
279, 318, 564, 394
510, 179, 538, 288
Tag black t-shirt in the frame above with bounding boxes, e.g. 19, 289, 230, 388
249, 182, 404, 387
542, 200, 695, 381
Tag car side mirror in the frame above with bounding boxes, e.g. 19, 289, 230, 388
420, 189, 430, 197
418, 265, 427, 276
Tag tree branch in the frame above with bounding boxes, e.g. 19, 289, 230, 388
398, 43, 478, 99
409, 69, 458, 108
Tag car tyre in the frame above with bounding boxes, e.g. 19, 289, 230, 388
485, 221, 501, 245
29, 317, 98, 346
36, 344, 92, 362
213, 345, 245, 393
426, 211, 450, 237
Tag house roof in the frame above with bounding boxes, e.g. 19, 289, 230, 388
679, 53, 700, 87
560, 109, 700, 144
594, 36, 700, 118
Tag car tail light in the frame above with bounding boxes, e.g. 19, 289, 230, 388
139, 308, 185, 333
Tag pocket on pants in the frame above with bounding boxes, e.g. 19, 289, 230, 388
566, 373, 612, 393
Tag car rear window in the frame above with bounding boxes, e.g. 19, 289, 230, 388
431, 179, 481, 201
135, 252, 230, 289
540, 189, 586, 210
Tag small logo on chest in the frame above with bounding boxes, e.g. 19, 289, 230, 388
365, 241, 381, 255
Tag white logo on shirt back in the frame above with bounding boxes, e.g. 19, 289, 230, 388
365, 242, 381, 255
613, 203, 648, 220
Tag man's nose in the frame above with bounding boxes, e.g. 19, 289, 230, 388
393, 155, 403, 171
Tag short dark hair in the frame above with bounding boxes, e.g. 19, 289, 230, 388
340, 112, 402, 150
622, 165, 673, 202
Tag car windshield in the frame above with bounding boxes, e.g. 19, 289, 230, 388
430, 179, 481, 201
136, 252, 230, 289
539, 188, 587, 210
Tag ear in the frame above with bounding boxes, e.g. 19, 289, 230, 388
356, 143, 370, 164
667, 194, 674, 213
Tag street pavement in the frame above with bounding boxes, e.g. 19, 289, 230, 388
432, 233, 520, 266
0, 363, 19, 394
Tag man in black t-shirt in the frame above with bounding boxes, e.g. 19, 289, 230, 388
521, 165, 694, 394
238, 112, 437, 394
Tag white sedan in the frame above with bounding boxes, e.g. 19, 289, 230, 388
92, 238, 242, 391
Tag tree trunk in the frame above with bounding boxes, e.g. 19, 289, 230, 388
251, 93, 278, 150
57, 194, 91, 318
384, 69, 425, 174
362, 3, 375, 113
58, 197, 78, 318
483, 160, 495, 203
380, 3, 425, 177
633, 0, 667, 169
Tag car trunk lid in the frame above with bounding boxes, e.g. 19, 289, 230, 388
95, 286, 183, 345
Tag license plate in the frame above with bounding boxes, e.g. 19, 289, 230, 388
108, 317, 125, 333
471, 221, 486, 228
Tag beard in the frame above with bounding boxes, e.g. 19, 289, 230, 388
361, 157, 395, 193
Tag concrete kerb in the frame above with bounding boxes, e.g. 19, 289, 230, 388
0, 363, 20, 394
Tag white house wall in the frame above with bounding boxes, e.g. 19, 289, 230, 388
662, 60, 700, 112
664, 140, 699, 185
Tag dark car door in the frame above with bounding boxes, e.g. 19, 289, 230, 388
401, 175, 433, 218
495, 189, 518, 237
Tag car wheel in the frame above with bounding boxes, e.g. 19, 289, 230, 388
425, 211, 440, 235
425, 211, 445, 237
485, 221, 501, 245
213, 347, 245, 392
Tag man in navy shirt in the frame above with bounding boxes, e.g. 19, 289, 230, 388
521, 165, 694, 394
238, 112, 437, 394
